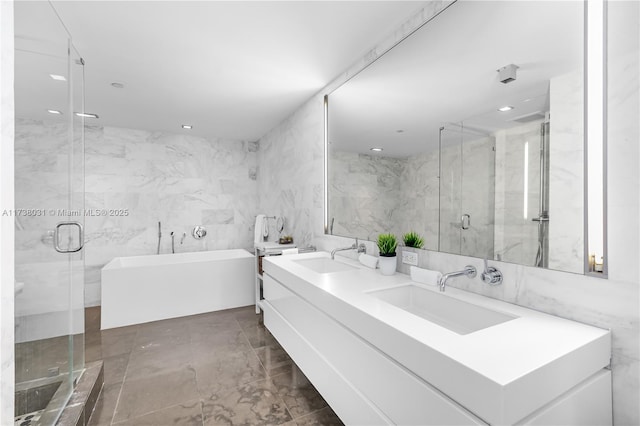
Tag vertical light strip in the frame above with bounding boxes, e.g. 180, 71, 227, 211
586, 0, 606, 274
323, 95, 329, 234
523, 141, 529, 219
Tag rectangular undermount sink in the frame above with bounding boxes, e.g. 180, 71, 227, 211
294, 258, 358, 274
368, 284, 517, 335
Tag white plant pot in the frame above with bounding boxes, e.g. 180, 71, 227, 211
378, 255, 397, 276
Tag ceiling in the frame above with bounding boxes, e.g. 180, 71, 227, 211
328, 1, 584, 157
14, 1, 428, 141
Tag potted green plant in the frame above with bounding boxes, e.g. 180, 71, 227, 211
377, 233, 398, 276
402, 231, 424, 249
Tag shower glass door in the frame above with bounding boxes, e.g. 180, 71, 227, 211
438, 125, 495, 259
14, 2, 85, 424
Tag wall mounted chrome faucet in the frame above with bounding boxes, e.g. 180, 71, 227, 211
438, 265, 476, 292
170, 231, 175, 254
481, 258, 503, 286
331, 238, 366, 260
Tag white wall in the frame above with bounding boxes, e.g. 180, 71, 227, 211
257, 1, 639, 424
0, 0, 15, 423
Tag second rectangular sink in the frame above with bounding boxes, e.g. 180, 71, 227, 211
367, 284, 517, 335
294, 258, 358, 274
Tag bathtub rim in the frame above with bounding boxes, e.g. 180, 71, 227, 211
102, 248, 254, 270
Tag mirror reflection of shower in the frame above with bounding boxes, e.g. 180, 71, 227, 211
534, 120, 551, 268
439, 107, 552, 267
438, 124, 496, 259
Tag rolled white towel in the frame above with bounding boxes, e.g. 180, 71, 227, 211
262, 217, 269, 239
254, 214, 265, 244
359, 253, 378, 269
410, 266, 442, 286
281, 248, 298, 255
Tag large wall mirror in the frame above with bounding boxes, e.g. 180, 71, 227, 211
326, 1, 600, 275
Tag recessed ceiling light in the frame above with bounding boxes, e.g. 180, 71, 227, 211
75, 112, 99, 118
47, 109, 62, 115
498, 105, 514, 112
182, 125, 193, 130
49, 74, 66, 81
111, 82, 124, 89
370, 147, 383, 152
396, 129, 404, 133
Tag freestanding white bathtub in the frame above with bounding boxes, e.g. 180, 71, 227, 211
101, 249, 255, 329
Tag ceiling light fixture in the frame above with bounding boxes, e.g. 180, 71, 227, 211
498, 105, 514, 112
111, 82, 124, 89
370, 148, 383, 152
49, 74, 66, 81
47, 109, 62, 115
182, 125, 193, 130
75, 112, 99, 118
396, 129, 404, 133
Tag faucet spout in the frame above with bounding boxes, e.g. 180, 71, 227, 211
331, 238, 366, 260
438, 265, 476, 292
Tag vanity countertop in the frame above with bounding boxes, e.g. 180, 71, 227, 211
263, 251, 611, 425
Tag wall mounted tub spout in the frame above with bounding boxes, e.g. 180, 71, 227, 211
171, 231, 175, 254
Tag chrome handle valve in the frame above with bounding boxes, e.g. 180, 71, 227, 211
192, 225, 207, 240
481, 258, 503, 286
354, 238, 366, 253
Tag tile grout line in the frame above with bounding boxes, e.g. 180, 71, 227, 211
106, 327, 137, 426
109, 398, 203, 426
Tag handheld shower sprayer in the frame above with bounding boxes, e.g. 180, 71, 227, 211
157, 221, 162, 255
170, 232, 175, 254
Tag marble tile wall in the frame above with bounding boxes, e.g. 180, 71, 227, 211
0, 0, 15, 422
397, 150, 440, 251
329, 150, 404, 240
257, 1, 638, 423
330, 148, 445, 246
14, 120, 258, 309
548, 71, 584, 274
257, 99, 325, 247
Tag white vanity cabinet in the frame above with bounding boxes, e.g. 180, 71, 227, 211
262, 253, 613, 426
263, 274, 485, 425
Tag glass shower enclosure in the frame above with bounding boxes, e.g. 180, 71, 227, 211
438, 124, 496, 259
438, 117, 550, 267
14, 2, 85, 424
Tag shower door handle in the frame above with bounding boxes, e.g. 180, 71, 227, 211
461, 214, 470, 230
531, 215, 549, 222
54, 221, 84, 253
